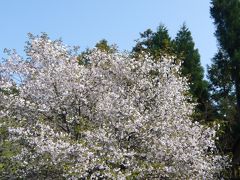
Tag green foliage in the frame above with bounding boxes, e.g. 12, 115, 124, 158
210, 0, 240, 58
132, 24, 174, 59
207, 49, 235, 122
210, 0, 240, 122
173, 24, 205, 92
210, 0, 240, 177
74, 116, 95, 139
173, 24, 215, 121
95, 39, 117, 53
0, 120, 21, 179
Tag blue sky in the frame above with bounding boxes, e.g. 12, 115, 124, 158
0, 0, 216, 73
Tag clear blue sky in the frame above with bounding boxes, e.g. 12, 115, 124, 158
0, 0, 217, 74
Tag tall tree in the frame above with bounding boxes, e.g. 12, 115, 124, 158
173, 24, 213, 121
210, 0, 240, 124
210, 0, 240, 176
208, 49, 235, 121
207, 49, 236, 154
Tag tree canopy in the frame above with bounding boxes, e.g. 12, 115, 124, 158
0, 34, 227, 179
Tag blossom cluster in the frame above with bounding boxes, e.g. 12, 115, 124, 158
0, 34, 227, 179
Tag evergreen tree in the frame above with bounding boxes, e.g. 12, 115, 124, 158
208, 49, 235, 121
210, 0, 240, 176
210, 0, 240, 124
132, 24, 173, 58
207, 49, 235, 154
173, 24, 214, 121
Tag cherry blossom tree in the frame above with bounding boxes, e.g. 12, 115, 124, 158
0, 34, 228, 179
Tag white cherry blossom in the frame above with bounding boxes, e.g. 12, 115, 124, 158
0, 34, 228, 179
